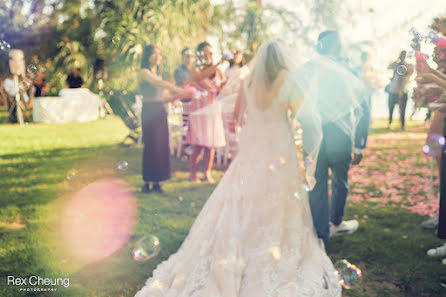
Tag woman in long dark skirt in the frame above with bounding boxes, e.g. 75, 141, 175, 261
139, 45, 190, 193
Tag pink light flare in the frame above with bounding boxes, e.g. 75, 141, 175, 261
61, 178, 137, 264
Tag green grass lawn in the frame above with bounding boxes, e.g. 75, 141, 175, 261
0, 111, 445, 297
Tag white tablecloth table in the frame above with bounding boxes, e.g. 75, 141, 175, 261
33, 89, 103, 123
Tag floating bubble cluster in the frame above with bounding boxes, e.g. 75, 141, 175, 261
423, 133, 446, 157
133, 235, 161, 261
334, 259, 362, 289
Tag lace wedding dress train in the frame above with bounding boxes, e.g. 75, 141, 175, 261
135, 65, 342, 297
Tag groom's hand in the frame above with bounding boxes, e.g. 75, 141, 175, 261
351, 153, 363, 165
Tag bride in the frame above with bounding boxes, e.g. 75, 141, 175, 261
134, 38, 342, 297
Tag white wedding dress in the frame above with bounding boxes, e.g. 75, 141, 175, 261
134, 70, 342, 296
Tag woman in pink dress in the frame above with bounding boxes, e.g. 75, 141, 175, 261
186, 42, 227, 183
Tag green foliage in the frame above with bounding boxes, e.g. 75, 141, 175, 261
0, 0, 351, 94
1, 0, 218, 93
92, 0, 217, 91
431, 15, 446, 35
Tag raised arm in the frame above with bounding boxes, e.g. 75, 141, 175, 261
186, 65, 219, 84
185, 57, 227, 84
234, 81, 246, 125
417, 73, 446, 89
432, 68, 446, 81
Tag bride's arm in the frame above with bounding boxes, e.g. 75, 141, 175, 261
234, 81, 246, 125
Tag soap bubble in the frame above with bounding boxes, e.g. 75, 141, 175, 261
396, 65, 407, 75
133, 235, 161, 261
334, 259, 362, 289
27, 64, 37, 74
423, 133, 446, 157
0, 40, 11, 52
294, 192, 302, 200
117, 160, 129, 172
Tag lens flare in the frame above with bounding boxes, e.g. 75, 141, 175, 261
61, 178, 137, 264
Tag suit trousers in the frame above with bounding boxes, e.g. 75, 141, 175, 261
388, 92, 408, 129
309, 142, 351, 243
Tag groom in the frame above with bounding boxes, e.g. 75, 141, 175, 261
307, 31, 370, 244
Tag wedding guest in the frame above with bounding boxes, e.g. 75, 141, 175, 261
225, 50, 246, 79
417, 41, 446, 234
0, 74, 7, 107
174, 48, 195, 154
174, 48, 194, 90
426, 95, 446, 264
139, 44, 191, 193
186, 41, 227, 183
416, 48, 446, 260
65, 67, 84, 88
386, 51, 414, 130
33, 69, 48, 97
3, 72, 17, 123
3, 73, 32, 123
